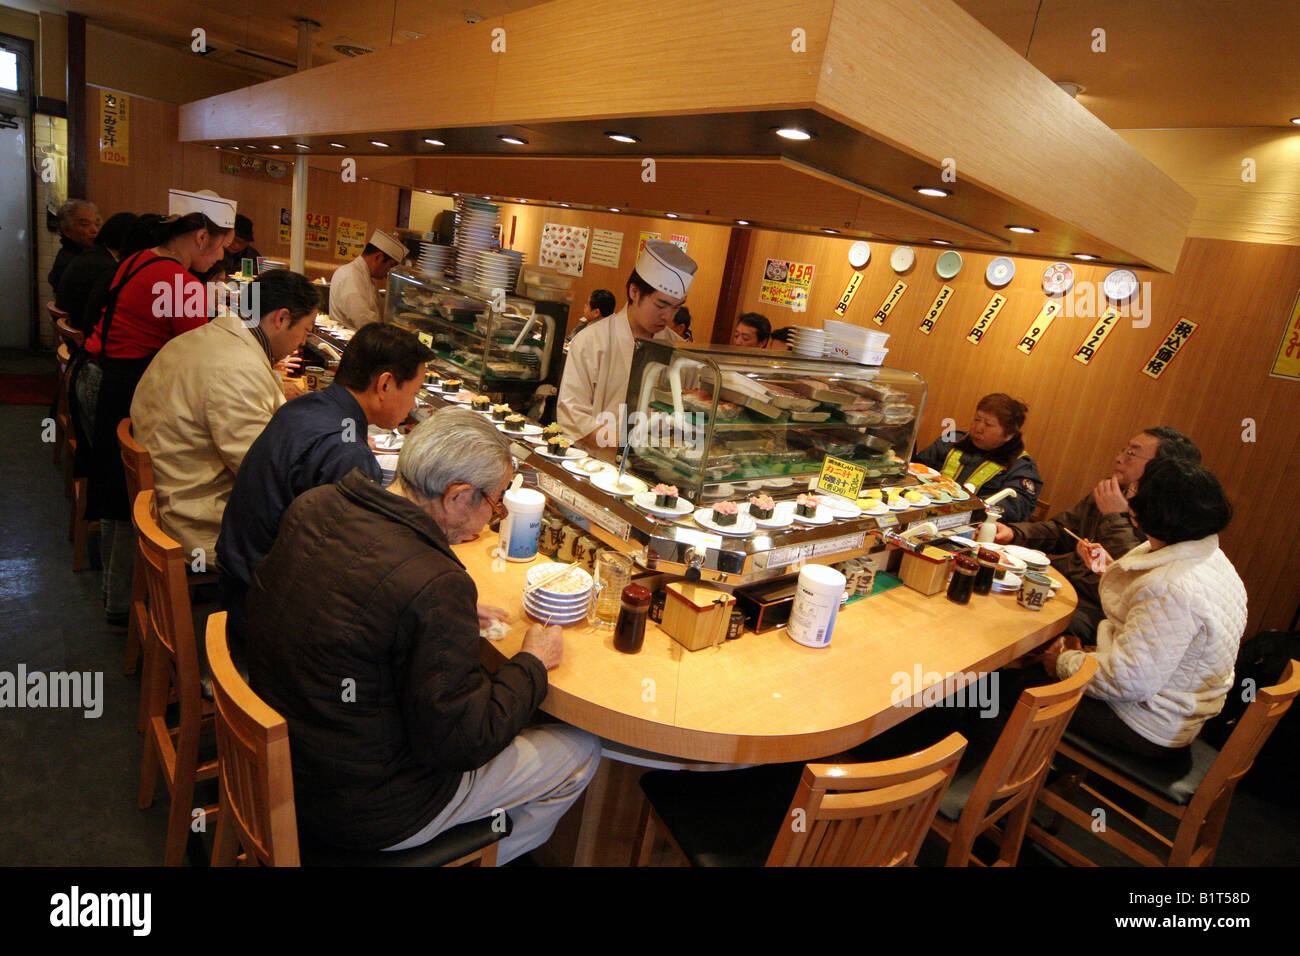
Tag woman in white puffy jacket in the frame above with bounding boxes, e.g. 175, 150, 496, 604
1043, 458, 1247, 758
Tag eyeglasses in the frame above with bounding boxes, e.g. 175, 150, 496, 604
479, 487, 508, 522
1119, 447, 1154, 460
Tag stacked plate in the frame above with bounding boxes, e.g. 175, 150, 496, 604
787, 327, 828, 358
416, 242, 454, 278
374, 453, 398, 488
473, 249, 524, 297
822, 319, 890, 364
523, 564, 594, 626
453, 198, 501, 280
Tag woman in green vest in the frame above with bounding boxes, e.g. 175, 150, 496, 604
913, 393, 1042, 522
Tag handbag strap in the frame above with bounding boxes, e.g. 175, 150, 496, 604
94, 252, 171, 359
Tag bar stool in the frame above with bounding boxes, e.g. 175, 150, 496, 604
205, 613, 511, 868
117, 418, 154, 676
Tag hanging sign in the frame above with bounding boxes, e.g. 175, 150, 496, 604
335, 218, 368, 260
834, 273, 863, 316
759, 260, 815, 312
1141, 317, 1197, 379
1072, 307, 1121, 366
1016, 299, 1065, 355
98, 90, 129, 166
872, 281, 907, 325
1268, 289, 1300, 381
966, 293, 1008, 345
918, 285, 954, 335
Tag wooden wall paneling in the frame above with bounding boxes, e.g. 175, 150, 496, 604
84, 88, 184, 217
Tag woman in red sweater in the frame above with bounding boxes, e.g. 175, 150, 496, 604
84, 207, 233, 624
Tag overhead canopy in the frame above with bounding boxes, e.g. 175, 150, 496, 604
178, 0, 1195, 272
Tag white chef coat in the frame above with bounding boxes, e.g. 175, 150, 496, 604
557, 307, 680, 440
328, 255, 382, 330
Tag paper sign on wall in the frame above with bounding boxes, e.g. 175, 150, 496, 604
305, 212, 331, 251
1072, 307, 1120, 366
540, 223, 589, 276
278, 208, 291, 245
336, 218, 367, 259
98, 90, 129, 166
834, 273, 863, 316
1268, 289, 1300, 381
669, 234, 689, 253
637, 232, 661, 257
918, 285, 954, 335
1142, 317, 1197, 379
759, 259, 814, 312
1016, 299, 1065, 355
589, 229, 624, 269
966, 293, 1008, 346
872, 281, 907, 326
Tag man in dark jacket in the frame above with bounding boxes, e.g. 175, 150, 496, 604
56, 211, 137, 334
216, 322, 433, 643
48, 199, 101, 289
995, 426, 1200, 640
246, 407, 599, 862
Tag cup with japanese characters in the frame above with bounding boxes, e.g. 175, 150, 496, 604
1018, 572, 1051, 611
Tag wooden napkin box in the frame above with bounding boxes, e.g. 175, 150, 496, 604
899, 548, 953, 596
662, 582, 736, 651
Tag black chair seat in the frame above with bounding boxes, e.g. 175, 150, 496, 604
299, 814, 511, 867
936, 764, 979, 822
639, 764, 804, 867
1061, 730, 1213, 806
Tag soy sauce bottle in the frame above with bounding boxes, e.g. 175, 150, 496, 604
946, 553, 978, 605
613, 585, 653, 653
973, 548, 999, 596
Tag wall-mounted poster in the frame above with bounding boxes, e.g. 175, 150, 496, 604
278, 208, 291, 245
98, 90, 128, 166
669, 233, 689, 253
637, 232, 661, 257
589, 228, 624, 269
1269, 289, 1300, 381
759, 259, 815, 312
305, 212, 331, 251
336, 218, 368, 260
540, 222, 589, 276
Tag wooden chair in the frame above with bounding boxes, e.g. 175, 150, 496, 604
632, 733, 967, 867
1029, 497, 1051, 522
1027, 660, 1300, 867
135, 490, 219, 866
53, 340, 98, 572
118, 419, 154, 676
928, 656, 1097, 866
205, 613, 510, 868
52, 317, 83, 493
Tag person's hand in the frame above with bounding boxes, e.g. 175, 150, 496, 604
1040, 635, 1083, 675
477, 603, 510, 630
993, 522, 1015, 544
1092, 477, 1129, 515
274, 351, 303, 375
521, 623, 564, 670
1077, 539, 1114, 574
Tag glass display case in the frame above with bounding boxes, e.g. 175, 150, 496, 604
623, 341, 928, 506
384, 268, 567, 396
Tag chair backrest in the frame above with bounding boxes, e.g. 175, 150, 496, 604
1177, 659, 1300, 863
206, 612, 301, 867
132, 491, 201, 714
1029, 498, 1052, 523
117, 418, 154, 504
766, 732, 967, 866
54, 315, 83, 350
948, 656, 1097, 863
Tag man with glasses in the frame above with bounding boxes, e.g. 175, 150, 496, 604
995, 426, 1201, 641
245, 406, 599, 863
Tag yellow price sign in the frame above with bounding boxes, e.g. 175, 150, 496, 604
818, 455, 867, 501
834, 273, 863, 316
919, 285, 954, 335
966, 293, 1007, 345
1016, 299, 1064, 355
1269, 289, 1300, 380
1141, 317, 1198, 379
872, 281, 908, 326
417, 332, 434, 348
1072, 307, 1121, 366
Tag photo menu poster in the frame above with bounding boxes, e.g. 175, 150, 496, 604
759, 259, 815, 311
540, 223, 590, 276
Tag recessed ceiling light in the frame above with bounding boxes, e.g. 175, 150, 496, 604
666, 213, 678, 218
913, 186, 950, 198
821, 228, 838, 234
1072, 253, 1099, 260
424, 138, 445, 146
369, 140, 389, 148
775, 127, 812, 141
736, 220, 750, 225
605, 131, 640, 143
931, 239, 953, 245
244, 145, 257, 150
424, 190, 433, 194
294, 144, 309, 150
362, 177, 369, 181
1007, 225, 1038, 234
609, 208, 620, 213
499, 135, 528, 145
519, 199, 528, 203
329, 142, 346, 149
211, 145, 221, 150
558, 202, 570, 208
268, 144, 282, 149
451, 192, 459, 197
1291, 117, 1300, 126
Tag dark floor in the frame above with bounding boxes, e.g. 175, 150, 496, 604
1, 345, 1296, 867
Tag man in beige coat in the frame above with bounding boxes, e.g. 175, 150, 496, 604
130, 270, 321, 565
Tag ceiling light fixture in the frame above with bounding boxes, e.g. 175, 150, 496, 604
821, 228, 839, 234
605, 132, 640, 143
931, 239, 953, 245
269, 144, 282, 149
424, 138, 445, 146
294, 144, 309, 150
329, 142, 346, 149
666, 213, 679, 218
558, 202, 570, 207
1072, 253, 1099, 260
1291, 117, 1300, 126
775, 127, 812, 141
736, 219, 750, 225
609, 207, 620, 213
499, 135, 528, 145
1055, 81, 1085, 98
369, 140, 390, 147
913, 186, 950, 197
1007, 225, 1038, 234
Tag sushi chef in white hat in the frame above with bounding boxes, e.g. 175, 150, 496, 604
328, 228, 407, 330
557, 238, 697, 446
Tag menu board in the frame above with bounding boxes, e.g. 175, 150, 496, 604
335, 218, 368, 260
759, 259, 815, 311
305, 212, 331, 251
98, 90, 129, 166
589, 228, 624, 269
540, 223, 589, 276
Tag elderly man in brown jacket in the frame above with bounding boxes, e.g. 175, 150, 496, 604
246, 407, 599, 862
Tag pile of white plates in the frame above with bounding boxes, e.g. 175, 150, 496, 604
453, 198, 500, 280
472, 249, 524, 297
374, 453, 398, 488
523, 564, 594, 626
821, 320, 890, 365
416, 242, 453, 278
787, 327, 828, 358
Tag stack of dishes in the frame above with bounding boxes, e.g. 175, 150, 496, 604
822, 319, 890, 365
523, 564, 594, 626
787, 327, 828, 358
374, 453, 398, 488
453, 198, 501, 280
416, 242, 453, 278
473, 249, 524, 297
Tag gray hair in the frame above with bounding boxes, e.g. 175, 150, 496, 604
397, 406, 512, 502
58, 199, 98, 229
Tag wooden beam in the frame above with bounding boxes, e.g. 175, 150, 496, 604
66, 12, 86, 199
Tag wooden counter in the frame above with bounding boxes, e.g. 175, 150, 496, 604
462, 540, 1077, 764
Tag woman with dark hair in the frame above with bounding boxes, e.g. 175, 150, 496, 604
56, 211, 138, 335
79, 193, 235, 625
913, 392, 1042, 522
1043, 458, 1247, 757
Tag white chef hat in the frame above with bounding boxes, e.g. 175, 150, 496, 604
167, 188, 237, 229
369, 229, 407, 262
636, 239, 697, 299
